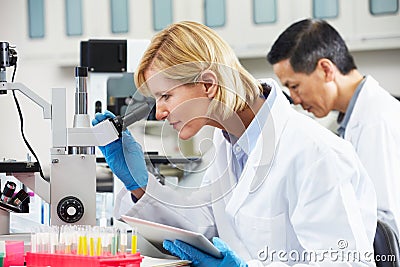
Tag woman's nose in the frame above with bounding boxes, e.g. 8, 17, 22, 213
155, 104, 169, 121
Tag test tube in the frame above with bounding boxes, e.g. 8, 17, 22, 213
76, 226, 87, 256
43, 229, 50, 253
64, 227, 72, 254
101, 228, 109, 256
31, 231, 37, 253
77, 235, 82, 255
82, 234, 88, 256
35, 229, 42, 253
110, 228, 117, 256
131, 227, 137, 254
58, 227, 65, 254
71, 225, 78, 254
36, 230, 42, 253
93, 226, 102, 256
96, 235, 102, 256
37, 227, 50, 253
50, 226, 59, 254
120, 228, 127, 254
0, 241, 5, 260
89, 235, 95, 256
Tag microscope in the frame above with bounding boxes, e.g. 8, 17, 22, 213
0, 41, 152, 235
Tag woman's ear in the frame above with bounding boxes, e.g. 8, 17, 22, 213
317, 58, 335, 82
200, 70, 218, 99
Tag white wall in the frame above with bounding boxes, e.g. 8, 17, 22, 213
352, 49, 400, 96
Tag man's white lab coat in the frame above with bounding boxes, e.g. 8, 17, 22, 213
344, 75, 400, 236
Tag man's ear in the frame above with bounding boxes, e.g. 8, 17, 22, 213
317, 58, 335, 82
200, 70, 218, 99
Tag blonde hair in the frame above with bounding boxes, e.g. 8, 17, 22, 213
134, 21, 262, 119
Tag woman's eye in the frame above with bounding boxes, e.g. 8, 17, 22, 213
290, 85, 298, 90
162, 94, 170, 100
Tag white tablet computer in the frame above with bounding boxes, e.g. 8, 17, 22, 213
121, 215, 223, 258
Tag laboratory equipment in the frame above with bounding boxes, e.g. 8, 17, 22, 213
0, 42, 17, 85
80, 39, 155, 204
0, 241, 4, 266
1, 241, 24, 267
109, 102, 153, 137
121, 215, 222, 259
26, 225, 143, 267
0, 182, 16, 203
131, 227, 137, 255
0, 41, 152, 234
0, 165, 38, 234
9, 189, 29, 207
80, 39, 151, 119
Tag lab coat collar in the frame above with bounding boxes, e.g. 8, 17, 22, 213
344, 75, 378, 139
250, 78, 292, 167
225, 79, 293, 217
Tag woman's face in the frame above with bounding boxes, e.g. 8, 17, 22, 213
144, 68, 213, 140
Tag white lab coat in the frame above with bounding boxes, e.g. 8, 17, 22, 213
126, 79, 377, 266
344, 75, 400, 236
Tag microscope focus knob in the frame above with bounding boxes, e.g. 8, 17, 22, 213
57, 196, 84, 223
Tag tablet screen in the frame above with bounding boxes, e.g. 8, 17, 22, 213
121, 215, 222, 258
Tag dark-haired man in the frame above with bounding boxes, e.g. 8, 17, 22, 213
267, 18, 400, 236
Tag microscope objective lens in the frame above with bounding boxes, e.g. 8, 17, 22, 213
1, 181, 16, 203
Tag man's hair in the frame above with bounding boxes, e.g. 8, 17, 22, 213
267, 19, 357, 75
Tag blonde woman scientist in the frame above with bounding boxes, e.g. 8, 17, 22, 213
93, 21, 377, 266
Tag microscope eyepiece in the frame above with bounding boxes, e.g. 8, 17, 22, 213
110, 102, 152, 137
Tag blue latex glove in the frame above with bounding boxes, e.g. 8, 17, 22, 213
92, 110, 148, 190
163, 237, 247, 267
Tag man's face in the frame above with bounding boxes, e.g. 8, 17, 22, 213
273, 59, 336, 118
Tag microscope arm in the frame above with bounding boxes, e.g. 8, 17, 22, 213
0, 82, 51, 202
0, 82, 52, 119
